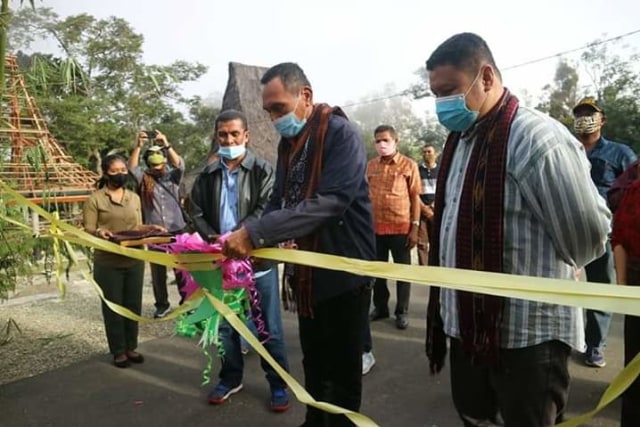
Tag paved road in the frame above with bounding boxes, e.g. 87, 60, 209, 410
0, 282, 625, 426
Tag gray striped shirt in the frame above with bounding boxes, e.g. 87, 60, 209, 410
439, 106, 611, 351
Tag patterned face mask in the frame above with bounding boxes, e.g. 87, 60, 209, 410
574, 114, 602, 134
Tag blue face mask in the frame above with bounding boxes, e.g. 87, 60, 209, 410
273, 97, 307, 138
218, 144, 246, 160
435, 71, 483, 132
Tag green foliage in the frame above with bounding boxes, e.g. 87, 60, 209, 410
538, 39, 640, 154
345, 84, 446, 161
536, 60, 580, 127
8, 7, 210, 168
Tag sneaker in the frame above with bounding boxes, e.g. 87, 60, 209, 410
585, 348, 606, 368
153, 305, 171, 319
362, 351, 376, 375
207, 383, 243, 405
270, 387, 290, 412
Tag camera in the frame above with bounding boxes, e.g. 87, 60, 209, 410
144, 130, 157, 140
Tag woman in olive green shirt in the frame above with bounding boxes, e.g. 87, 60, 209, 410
83, 154, 165, 368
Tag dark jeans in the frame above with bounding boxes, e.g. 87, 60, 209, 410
585, 242, 615, 352
373, 234, 411, 316
621, 259, 640, 427
150, 257, 186, 309
362, 286, 373, 353
218, 268, 289, 389
299, 284, 368, 427
93, 261, 145, 356
449, 338, 570, 427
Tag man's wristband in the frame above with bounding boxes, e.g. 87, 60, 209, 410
411, 220, 420, 227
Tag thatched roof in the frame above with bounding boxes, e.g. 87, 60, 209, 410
0, 56, 98, 203
182, 62, 280, 196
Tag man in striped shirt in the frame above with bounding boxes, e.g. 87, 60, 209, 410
425, 33, 611, 427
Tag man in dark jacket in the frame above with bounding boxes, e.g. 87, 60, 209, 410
222, 63, 376, 427
190, 109, 291, 413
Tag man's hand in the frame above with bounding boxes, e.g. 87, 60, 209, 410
406, 225, 418, 249
136, 131, 148, 148
421, 204, 434, 220
155, 130, 170, 148
222, 227, 254, 259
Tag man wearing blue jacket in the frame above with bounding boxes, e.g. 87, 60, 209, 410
573, 97, 637, 368
222, 62, 376, 427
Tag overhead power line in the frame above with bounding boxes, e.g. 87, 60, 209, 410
502, 28, 640, 71
343, 28, 640, 108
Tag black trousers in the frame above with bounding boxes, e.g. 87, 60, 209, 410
373, 234, 411, 316
94, 261, 144, 356
449, 338, 570, 427
150, 260, 186, 309
298, 285, 368, 427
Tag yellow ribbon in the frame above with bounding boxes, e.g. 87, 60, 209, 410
2, 180, 638, 426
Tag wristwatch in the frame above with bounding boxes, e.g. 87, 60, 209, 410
411, 220, 420, 227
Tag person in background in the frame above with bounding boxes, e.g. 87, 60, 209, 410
572, 96, 637, 368
129, 130, 187, 318
83, 154, 166, 368
190, 109, 291, 412
367, 125, 421, 330
417, 143, 439, 266
609, 161, 640, 427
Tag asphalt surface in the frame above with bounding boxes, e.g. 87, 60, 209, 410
0, 281, 625, 427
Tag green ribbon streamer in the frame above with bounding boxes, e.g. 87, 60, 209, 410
174, 266, 249, 385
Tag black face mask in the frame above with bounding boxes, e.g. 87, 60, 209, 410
107, 173, 128, 188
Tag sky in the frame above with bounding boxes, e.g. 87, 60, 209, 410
21, 0, 640, 113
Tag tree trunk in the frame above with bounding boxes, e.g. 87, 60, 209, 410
0, 0, 9, 110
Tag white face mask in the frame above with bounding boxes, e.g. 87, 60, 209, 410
574, 114, 602, 134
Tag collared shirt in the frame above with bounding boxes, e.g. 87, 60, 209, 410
82, 187, 142, 267
587, 137, 637, 202
131, 158, 186, 232
419, 162, 439, 205
439, 106, 611, 351
367, 152, 421, 235
219, 160, 239, 234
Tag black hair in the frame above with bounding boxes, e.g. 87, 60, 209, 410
215, 109, 248, 131
260, 62, 311, 94
97, 154, 128, 189
423, 142, 437, 150
426, 32, 502, 80
374, 124, 398, 140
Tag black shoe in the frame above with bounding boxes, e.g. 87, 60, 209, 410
113, 355, 131, 368
153, 305, 171, 319
395, 314, 409, 330
369, 308, 390, 321
126, 351, 145, 364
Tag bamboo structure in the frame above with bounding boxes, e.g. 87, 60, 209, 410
0, 55, 98, 203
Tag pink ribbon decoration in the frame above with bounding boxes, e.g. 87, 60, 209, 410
155, 232, 270, 343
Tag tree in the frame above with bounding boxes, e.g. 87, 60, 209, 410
580, 40, 640, 152
537, 39, 640, 154
344, 84, 445, 160
536, 60, 580, 127
7, 7, 208, 166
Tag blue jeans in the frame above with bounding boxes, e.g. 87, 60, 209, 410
585, 241, 616, 353
218, 268, 289, 389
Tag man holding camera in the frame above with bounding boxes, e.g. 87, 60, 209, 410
129, 129, 186, 318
